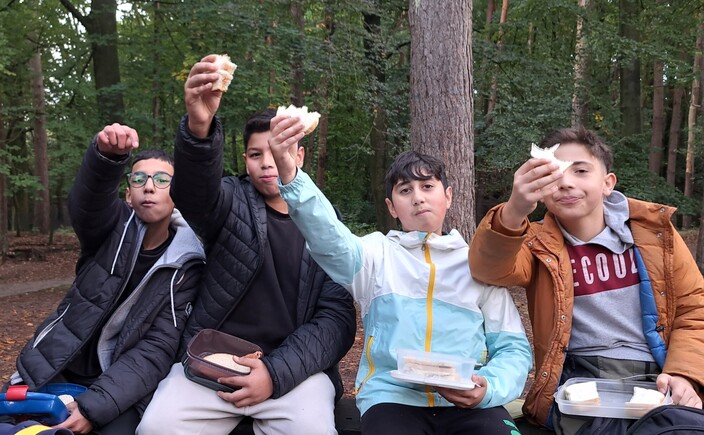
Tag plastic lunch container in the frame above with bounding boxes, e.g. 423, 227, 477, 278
391, 349, 477, 390
555, 377, 672, 419
0, 383, 87, 425
186, 329, 263, 381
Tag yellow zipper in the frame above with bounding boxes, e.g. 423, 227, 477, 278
353, 335, 375, 395
423, 233, 436, 406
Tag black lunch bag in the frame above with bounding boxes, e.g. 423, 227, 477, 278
625, 405, 704, 435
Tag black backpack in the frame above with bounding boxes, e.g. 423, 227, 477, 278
625, 406, 704, 435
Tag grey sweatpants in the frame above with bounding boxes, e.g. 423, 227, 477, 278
137, 363, 337, 435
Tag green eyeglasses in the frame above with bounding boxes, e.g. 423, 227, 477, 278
126, 171, 173, 189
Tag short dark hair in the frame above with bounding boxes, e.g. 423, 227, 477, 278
539, 127, 613, 172
243, 109, 276, 150
384, 151, 449, 200
131, 148, 173, 169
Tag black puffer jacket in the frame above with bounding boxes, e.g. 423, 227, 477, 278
172, 115, 356, 401
14, 143, 205, 427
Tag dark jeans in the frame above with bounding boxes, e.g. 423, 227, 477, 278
93, 407, 140, 435
361, 402, 521, 435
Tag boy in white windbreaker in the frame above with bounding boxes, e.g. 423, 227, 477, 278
267, 115, 533, 434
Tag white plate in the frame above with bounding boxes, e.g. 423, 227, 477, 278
390, 370, 477, 391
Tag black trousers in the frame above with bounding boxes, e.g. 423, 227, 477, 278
361, 402, 521, 435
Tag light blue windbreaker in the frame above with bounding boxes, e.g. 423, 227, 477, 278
279, 170, 532, 415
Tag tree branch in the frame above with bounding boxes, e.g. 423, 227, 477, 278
58, 0, 88, 29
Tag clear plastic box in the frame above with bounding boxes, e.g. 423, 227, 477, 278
390, 349, 477, 390
555, 377, 672, 419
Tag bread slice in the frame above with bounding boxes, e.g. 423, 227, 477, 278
211, 54, 237, 92
530, 143, 573, 173
276, 104, 321, 135
564, 380, 600, 404
203, 352, 251, 374
627, 386, 664, 406
401, 356, 461, 382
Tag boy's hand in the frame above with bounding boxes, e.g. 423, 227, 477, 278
54, 401, 93, 433
434, 374, 487, 408
96, 123, 139, 157
501, 158, 563, 229
216, 356, 273, 408
657, 373, 703, 408
184, 54, 222, 138
269, 114, 305, 184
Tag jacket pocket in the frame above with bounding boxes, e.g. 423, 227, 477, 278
32, 303, 71, 348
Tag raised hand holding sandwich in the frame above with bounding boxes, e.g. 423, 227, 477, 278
184, 54, 228, 138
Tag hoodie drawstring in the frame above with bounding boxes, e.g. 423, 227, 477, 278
111, 210, 136, 275
170, 270, 178, 327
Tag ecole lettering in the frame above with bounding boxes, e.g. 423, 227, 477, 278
566, 244, 639, 296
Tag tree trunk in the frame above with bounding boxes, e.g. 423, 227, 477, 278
28, 37, 51, 235
485, 0, 508, 128
619, 0, 642, 138
60, 0, 125, 124
684, 22, 703, 229
409, 0, 475, 239
476, 0, 495, 117
666, 85, 684, 186
290, 0, 305, 106
571, 0, 591, 128
151, 1, 163, 146
648, 60, 665, 174
0, 111, 7, 261
315, 6, 334, 190
363, 9, 396, 233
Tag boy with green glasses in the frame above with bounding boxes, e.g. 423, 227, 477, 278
7, 124, 205, 434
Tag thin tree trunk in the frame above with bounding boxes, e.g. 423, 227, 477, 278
151, 1, 162, 146
648, 60, 665, 174
315, 5, 334, 189
0, 111, 7, 261
476, 0, 495, 117
684, 22, 703, 228
364, 8, 396, 233
409, 0, 475, 239
619, 0, 642, 138
486, 0, 508, 128
290, 1, 305, 106
572, 0, 591, 128
28, 38, 50, 235
666, 86, 684, 186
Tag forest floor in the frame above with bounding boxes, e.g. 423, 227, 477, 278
0, 230, 699, 398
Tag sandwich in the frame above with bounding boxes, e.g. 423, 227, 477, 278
401, 356, 461, 382
626, 387, 665, 406
276, 104, 321, 135
530, 143, 573, 173
203, 352, 256, 374
564, 380, 600, 404
211, 54, 237, 92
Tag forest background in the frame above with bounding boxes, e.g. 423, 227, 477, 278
2, 0, 704, 270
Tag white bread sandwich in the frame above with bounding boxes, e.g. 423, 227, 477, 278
530, 143, 573, 173
564, 380, 600, 403
211, 54, 237, 92
401, 356, 461, 382
626, 387, 665, 406
276, 104, 321, 135
203, 352, 251, 374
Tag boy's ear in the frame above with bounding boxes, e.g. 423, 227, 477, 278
603, 172, 617, 196
295, 145, 305, 168
444, 185, 452, 209
125, 187, 133, 208
385, 197, 398, 219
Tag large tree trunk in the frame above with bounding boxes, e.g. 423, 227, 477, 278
28, 37, 50, 235
409, 0, 475, 239
60, 0, 124, 124
571, 0, 591, 128
363, 9, 396, 233
684, 22, 703, 229
666, 85, 685, 186
648, 60, 665, 174
485, 0, 508, 128
619, 0, 642, 138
